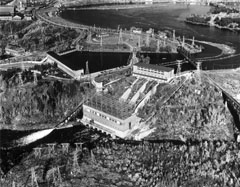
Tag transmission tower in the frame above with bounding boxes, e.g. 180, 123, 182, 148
196, 61, 202, 84
90, 150, 96, 163
157, 39, 160, 52
33, 147, 42, 159
21, 62, 25, 71
30, 167, 39, 187
118, 29, 123, 45
177, 60, 182, 74
138, 35, 141, 48
61, 143, 69, 153
173, 30, 176, 41
85, 61, 90, 81
18, 72, 23, 86
47, 143, 56, 157
75, 143, 83, 152
100, 35, 103, 47
41, 26, 45, 48
71, 150, 81, 176
33, 71, 38, 85
88, 31, 92, 42
192, 36, 195, 46
52, 167, 63, 187
182, 35, 185, 47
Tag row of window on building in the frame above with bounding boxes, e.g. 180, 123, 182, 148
86, 108, 122, 125
137, 66, 164, 75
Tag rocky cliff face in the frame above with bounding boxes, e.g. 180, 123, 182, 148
0, 72, 90, 130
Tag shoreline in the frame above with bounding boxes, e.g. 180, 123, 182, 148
65, 3, 169, 10
185, 18, 240, 33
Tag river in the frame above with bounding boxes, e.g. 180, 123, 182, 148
61, 4, 240, 69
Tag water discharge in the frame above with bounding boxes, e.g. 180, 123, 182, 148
16, 129, 54, 146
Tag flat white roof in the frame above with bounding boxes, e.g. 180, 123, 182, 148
134, 63, 173, 72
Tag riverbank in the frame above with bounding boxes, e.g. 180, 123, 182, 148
185, 3, 240, 33
185, 18, 240, 33
66, 3, 169, 10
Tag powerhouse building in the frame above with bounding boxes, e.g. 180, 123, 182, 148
83, 95, 141, 138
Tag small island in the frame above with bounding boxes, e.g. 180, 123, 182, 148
186, 2, 240, 32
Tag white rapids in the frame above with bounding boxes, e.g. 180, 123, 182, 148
16, 129, 54, 146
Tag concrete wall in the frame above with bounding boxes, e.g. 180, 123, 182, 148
130, 80, 148, 104
120, 78, 139, 101
46, 54, 84, 79
134, 82, 158, 113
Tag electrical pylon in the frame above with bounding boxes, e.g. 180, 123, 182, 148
71, 150, 81, 176
177, 60, 182, 74
33, 147, 42, 159
61, 143, 69, 153
173, 30, 176, 41
31, 167, 39, 187
47, 143, 56, 157
33, 71, 37, 85
196, 61, 202, 84
85, 61, 91, 82
192, 36, 195, 46
18, 72, 23, 86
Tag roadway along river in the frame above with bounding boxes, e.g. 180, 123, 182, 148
61, 4, 240, 70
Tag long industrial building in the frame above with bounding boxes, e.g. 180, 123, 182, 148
133, 63, 174, 82
83, 95, 141, 138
